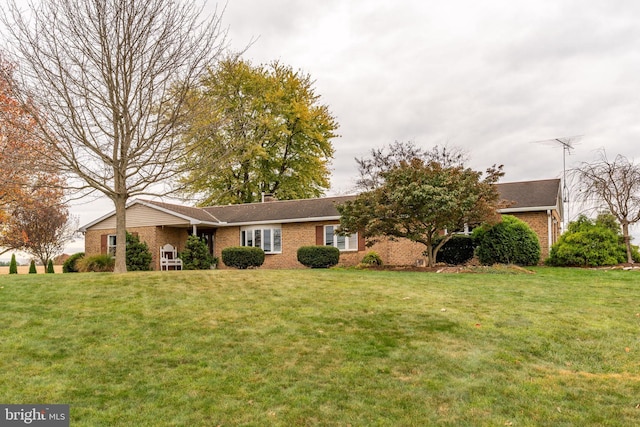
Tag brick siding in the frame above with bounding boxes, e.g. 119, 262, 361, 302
85, 212, 559, 269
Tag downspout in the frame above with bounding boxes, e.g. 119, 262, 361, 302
547, 210, 552, 255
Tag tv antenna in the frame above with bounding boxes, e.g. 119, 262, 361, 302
531, 135, 582, 229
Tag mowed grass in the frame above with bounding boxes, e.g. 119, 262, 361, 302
0, 268, 639, 426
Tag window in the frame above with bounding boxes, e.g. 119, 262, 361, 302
241, 226, 282, 253
446, 224, 476, 236
324, 225, 358, 251
107, 234, 117, 256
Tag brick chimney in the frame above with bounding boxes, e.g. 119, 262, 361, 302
261, 192, 277, 203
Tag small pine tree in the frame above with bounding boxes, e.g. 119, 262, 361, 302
181, 235, 214, 270
9, 254, 18, 274
46, 259, 55, 273
28, 260, 37, 274
126, 232, 153, 271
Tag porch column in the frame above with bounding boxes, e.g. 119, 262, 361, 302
192, 224, 198, 235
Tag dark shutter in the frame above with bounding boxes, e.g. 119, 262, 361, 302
100, 234, 108, 254
316, 225, 324, 245
358, 230, 366, 251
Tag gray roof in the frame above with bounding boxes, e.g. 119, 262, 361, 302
81, 179, 562, 231
496, 178, 562, 211
202, 195, 356, 224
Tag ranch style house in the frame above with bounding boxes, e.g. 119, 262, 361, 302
79, 178, 563, 269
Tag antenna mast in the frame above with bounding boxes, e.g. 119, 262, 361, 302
531, 135, 582, 230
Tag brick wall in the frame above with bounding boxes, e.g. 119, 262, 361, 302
85, 209, 561, 269
85, 226, 189, 270
213, 221, 428, 269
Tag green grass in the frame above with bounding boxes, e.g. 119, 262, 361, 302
0, 268, 639, 426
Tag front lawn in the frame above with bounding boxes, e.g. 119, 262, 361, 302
0, 268, 638, 426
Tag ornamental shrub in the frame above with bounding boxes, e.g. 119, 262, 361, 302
46, 259, 55, 273
28, 260, 37, 274
181, 235, 215, 270
435, 235, 476, 265
474, 215, 541, 266
126, 232, 152, 271
63, 252, 85, 273
9, 254, 18, 274
545, 214, 630, 267
77, 254, 115, 272
361, 251, 383, 266
221, 246, 265, 269
297, 245, 340, 268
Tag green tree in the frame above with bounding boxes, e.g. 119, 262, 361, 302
180, 235, 214, 270
46, 259, 55, 273
180, 57, 338, 205
28, 259, 36, 274
546, 213, 635, 267
338, 146, 504, 267
9, 253, 17, 274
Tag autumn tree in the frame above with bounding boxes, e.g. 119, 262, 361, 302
1, 0, 228, 272
573, 150, 640, 263
0, 182, 78, 267
0, 56, 44, 223
179, 57, 338, 205
338, 143, 505, 267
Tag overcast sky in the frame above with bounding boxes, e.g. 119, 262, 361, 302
63, 0, 640, 253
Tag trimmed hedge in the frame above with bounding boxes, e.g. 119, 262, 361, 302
297, 245, 340, 268
221, 246, 265, 269
435, 235, 476, 265
474, 215, 541, 266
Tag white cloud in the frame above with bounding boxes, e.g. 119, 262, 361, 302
53, 0, 640, 255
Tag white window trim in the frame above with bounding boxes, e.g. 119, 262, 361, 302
107, 234, 117, 256
240, 225, 282, 254
324, 225, 358, 252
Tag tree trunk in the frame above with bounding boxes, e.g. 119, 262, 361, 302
113, 195, 128, 273
622, 221, 634, 264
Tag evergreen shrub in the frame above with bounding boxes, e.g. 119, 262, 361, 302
474, 215, 541, 266
63, 252, 85, 273
46, 259, 55, 273
126, 233, 153, 271
180, 235, 215, 270
9, 254, 18, 274
28, 260, 37, 274
435, 235, 476, 265
221, 246, 265, 269
297, 245, 340, 268
545, 214, 633, 267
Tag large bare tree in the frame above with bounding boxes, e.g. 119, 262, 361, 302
0, 0, 227, 272
574, 150, 640, 264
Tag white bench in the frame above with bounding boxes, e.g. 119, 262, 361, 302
160, 244, 183, 270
